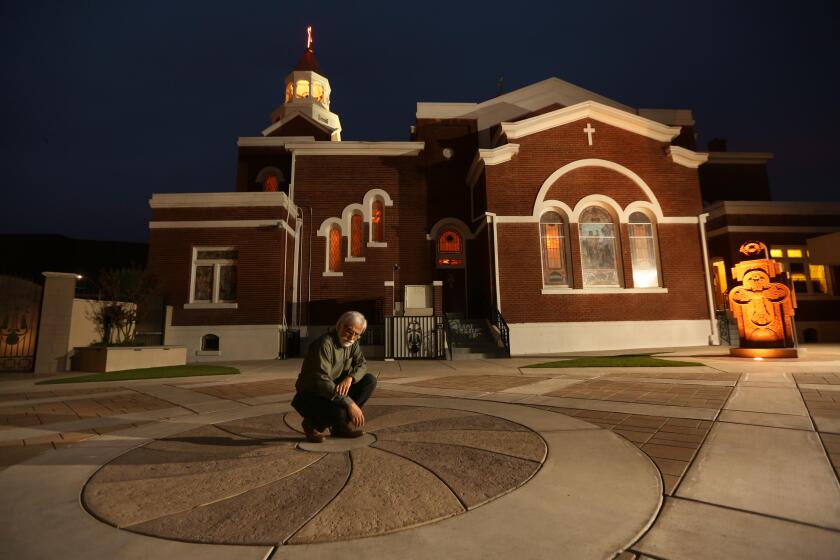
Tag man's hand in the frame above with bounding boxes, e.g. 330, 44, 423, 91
347, 402, 365, 428
336, 376, 353, 397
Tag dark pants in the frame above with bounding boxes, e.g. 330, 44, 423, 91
292, 373, 377, 431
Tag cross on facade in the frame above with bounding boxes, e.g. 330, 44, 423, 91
583, 123, 596, 146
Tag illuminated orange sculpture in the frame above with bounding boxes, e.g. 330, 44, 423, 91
728, 241, 798, 358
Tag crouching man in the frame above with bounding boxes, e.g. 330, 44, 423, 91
292, 311, 377, 443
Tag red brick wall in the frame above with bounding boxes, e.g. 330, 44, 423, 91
496, 222, 709, 323
148, 227, 293, 326
484, 119, 703, 218
293, 154, 432, 325
545, 166, 650, 209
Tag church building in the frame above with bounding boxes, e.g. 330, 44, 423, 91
148, 31, 783, 360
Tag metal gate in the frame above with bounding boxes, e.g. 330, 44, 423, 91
0, 275, 43, 372
385, 315, 445, 359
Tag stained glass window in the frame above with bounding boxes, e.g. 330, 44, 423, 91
628, 212, 659, 288
351, 214, 363, 257
438, 230, 461, 253
263, 175, 279, 192
329, 225, 342, 272
371, 199, 384, 242
540, 212, 568, 286
579, 206, 619, 287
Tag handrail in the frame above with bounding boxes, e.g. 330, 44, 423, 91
488, 306, 511, 357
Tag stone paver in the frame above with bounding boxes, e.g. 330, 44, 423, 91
676, 422, 840, 529
4, 348, 840, 558
635, 497, 840, 560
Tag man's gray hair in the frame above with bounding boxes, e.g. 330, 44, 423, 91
336, 311, 367, 332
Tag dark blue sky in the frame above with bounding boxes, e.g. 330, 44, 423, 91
2, 0, 838, 242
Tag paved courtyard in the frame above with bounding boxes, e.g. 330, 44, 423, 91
1, 346, 840, 559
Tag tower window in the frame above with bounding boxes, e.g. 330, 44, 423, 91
295, 79, 310, 99
312, 82, 325, 103
285, 82, 293, 103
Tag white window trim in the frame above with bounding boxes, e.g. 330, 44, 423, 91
188, 247, 238, 306
541, 287, 669, 295
323, 271, 344, 277
367, 241, 388, 248
345, 256, 366, 263
184, 302, 238, 310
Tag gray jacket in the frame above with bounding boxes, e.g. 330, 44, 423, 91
295, 329, 367, 407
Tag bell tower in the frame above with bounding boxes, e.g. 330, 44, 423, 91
263, 26, 342, 141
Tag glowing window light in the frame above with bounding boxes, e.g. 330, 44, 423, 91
295, 80, 310, 99
312, 82, 325, 103
770, 248, 783, 258
787, 249, 803, 258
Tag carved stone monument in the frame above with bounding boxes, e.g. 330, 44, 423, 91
728, 241, 798, 358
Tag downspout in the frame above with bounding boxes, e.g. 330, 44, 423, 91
698, 212, 720, 345
487, 212, 502, 313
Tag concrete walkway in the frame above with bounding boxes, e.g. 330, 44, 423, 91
1, 345, 839, 559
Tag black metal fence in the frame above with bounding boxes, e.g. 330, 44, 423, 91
0, 274, 43, 372
385, 315, 445, 359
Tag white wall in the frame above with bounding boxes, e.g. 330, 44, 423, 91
164, 322, 282, 362
508, 320, 710, 356
68, 299, 102, 350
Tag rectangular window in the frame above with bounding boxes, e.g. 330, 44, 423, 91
191, 247, 238, 303
770, 245, 833, 296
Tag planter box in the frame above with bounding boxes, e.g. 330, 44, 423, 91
72, 346, 187, 373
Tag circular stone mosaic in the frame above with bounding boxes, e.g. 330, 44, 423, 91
82, 405, 546, 545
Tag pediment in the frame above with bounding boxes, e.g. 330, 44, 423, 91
500, 101, 681, 143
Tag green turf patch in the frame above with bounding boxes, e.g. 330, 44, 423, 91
36, 365, 240, 385
524, 355, 703, 368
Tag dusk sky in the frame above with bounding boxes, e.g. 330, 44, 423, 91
2, 1, 838, 243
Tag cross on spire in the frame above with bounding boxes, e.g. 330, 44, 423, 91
306, 25, 313, 50
583, 123, 596, 146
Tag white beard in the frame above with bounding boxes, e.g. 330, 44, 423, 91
341, 340, 354, 348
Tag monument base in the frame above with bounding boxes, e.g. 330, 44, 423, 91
729, 347, 800, 359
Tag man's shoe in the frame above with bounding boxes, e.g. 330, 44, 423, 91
331, 421, 364, 438
301, 419, 324, 443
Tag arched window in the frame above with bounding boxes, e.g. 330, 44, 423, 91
371, 199, 384, 242
437, 229, 464, 267
312, 82, 325, 103
329, 225, 342, 272
295, 79, 310, 99
262, 175, 279, 192
438, 229, 462, 253
578, 206, 620, 287
350, 213, 363, 257
201, 334, 219, 352
628, 212, 660, 288
540, 212, 569, 286
284, 82, 293, 103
